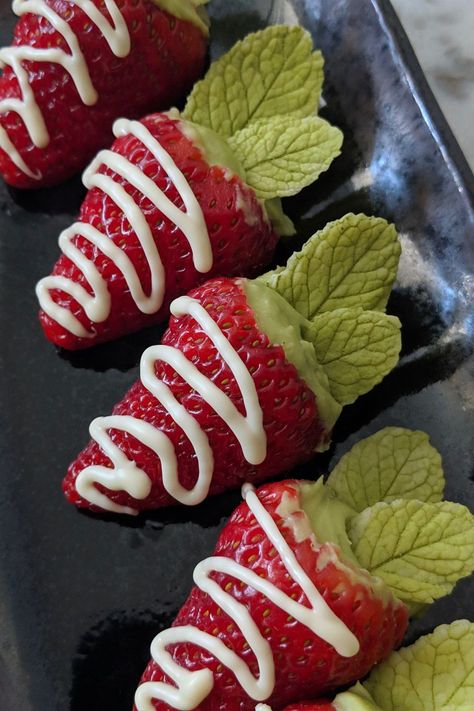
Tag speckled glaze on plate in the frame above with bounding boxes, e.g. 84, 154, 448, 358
0, 1, 473, 710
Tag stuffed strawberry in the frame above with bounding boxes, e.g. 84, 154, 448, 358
35, 25, 343, 349
132, 429, 474, 709
280, 619, 474, 710
0, 0, 209, 188
63, 213, 402, 514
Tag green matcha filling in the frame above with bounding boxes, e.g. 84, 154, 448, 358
243, 279, 342, 441
151, 0, 209, 35
299, 478, 358, 565
298, 477, 394, 606
177, 118, 295, 237
177, 119, 246, 179
265, 198, 296, 236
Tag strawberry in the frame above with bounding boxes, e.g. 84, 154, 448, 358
37, 114, 278, 350
35, 25, 344, 350
0, 0, 208, 188
63, 277, 324, 512
132, 480, 409, 710
63, 212, 404, 514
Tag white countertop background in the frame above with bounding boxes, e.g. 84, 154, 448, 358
392, 0, 474, 171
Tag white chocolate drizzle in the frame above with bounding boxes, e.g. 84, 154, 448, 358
0, 0, 131, 178
134, 484, 360, 710
74, 296, 267, 514
36, 118, 212, 337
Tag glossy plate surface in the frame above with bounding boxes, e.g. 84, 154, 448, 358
0, 0, 473, 709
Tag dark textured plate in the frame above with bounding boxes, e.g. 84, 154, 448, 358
0, 1, 473, 709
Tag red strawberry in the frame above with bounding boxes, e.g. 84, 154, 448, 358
132, 480, 408, 710
63, 277, 324, 513
37, 115, 278, 350
0, 0, 208, 188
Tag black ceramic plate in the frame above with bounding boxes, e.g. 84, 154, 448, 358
0, 1, 473, 709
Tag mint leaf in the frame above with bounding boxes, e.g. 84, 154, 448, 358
333, 687, 382, 710
364, 620, 474, 710
349, 500, 474, 610
263, 214, 401, 319
183, 25, 323, 137
306, 308, 401, 406
227, 115, 342, 199
327, 428, 445, 512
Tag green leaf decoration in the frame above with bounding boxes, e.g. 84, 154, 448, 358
183, 25, 323, 137
227, 115, 342, 199
327, 427, 445, 511
305, 308, 401, 406
349, 500, 474, 610
334, 684, 383, 711
263, 213, 401, 319
364, 620, 474, 710
333, 686, 383, 711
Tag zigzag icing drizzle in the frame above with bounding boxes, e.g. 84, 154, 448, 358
134, 484, 359, 710
36, 118, 212, 338
74, 295, 267, 514
0, 0, 131, 178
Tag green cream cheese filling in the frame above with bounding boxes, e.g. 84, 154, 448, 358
151, 0, 209, 35
176, 118, 246, 179
177, 119, 294, 237
265, 198, 296, 236
299, 478, 393, 602
300, 478, 358, 565
243, 279, 342, 440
